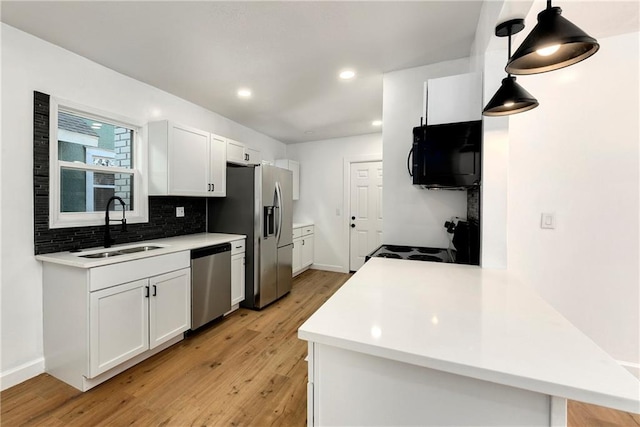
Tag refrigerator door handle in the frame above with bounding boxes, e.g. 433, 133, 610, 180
275, 181, 283, 244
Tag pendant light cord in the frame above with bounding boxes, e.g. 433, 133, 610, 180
507, 29, 512, 78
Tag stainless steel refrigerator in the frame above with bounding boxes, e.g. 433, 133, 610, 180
207, 164, 293, 309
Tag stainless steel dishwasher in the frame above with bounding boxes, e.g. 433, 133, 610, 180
190, 243, 231, 330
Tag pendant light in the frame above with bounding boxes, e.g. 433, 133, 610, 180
483, 19, 539, 117
506, 0, 599, 75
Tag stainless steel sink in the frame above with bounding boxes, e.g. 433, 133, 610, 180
78, 245, 163, 258
118, 245, 163, 254
80, 251, 124, 259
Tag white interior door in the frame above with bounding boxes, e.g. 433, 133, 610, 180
349, 161, 383, 271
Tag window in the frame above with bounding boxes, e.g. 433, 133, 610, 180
50, 99, 148, 228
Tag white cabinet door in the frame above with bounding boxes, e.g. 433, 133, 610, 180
276, 159, 300, 200
227, 138, 261, 166
245, 147, 261, 165
209, 134, 227, 197
290, 160, 300, 200
231, 253, 246, 306
293, 238, 303, 274
302, 235, 314, 268
89, 279, 149, 377
169, 124, 210, 196
427, 73, 482, 125
226, 139, 246, 165
149, 268, 191, 349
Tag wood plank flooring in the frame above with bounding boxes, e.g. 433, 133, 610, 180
1, 269, 638, 426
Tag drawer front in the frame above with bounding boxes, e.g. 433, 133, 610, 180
302, 226, 314, 236
293, 228, 302, 239
231, 239, 246, 255
89, 251, 190, 292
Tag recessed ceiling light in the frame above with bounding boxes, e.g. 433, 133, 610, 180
237, 89, 252, 98
304, 130, 314, 135
339, 69, 356, 80
372, 120, 382, 126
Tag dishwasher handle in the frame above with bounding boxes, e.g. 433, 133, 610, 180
190, 243, 231, 259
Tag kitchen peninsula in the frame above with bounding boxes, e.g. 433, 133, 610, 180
298, 258, 640, 426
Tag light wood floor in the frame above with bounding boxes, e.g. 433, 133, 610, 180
2, 269, 638, 426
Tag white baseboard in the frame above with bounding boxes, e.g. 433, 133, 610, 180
0, 357, 45, 391
618, 360, 640, 379
310, 263, 349, 274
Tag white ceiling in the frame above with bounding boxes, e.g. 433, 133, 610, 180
0, 1, 484, 144
4, 1, 637, 144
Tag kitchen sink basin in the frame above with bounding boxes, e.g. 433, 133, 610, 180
117, 245, 163, 254
78, 245, 164, 258
80, 251, 124, 259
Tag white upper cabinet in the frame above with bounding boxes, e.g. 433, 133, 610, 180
275, 159, 300, 200
148, 120, 226, 197
209, 134, 227, 197
226, 138, 261, 166
426, 73, 482, 125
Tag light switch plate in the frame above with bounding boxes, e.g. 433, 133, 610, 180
176, 207, 185, 218
541, 212, 555, 229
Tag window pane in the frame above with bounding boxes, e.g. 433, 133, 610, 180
58, 111, 133, 169
60, 168, 134, 213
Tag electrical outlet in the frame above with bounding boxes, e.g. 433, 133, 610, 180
176, 207, 185, 218
540, 212, 555, 229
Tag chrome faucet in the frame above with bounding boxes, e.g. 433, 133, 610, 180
104, 196, 127, 248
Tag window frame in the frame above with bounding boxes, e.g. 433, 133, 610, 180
49, 97, 148, 228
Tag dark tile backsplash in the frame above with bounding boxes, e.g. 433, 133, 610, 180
467, 187, 480, 222
33, 91, 206, 255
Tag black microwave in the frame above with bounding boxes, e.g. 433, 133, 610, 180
411, 120, 482, 189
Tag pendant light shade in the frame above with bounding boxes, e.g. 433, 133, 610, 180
506, 3, 599, 75
483, 19, 539, 117
483, 76, 539, 116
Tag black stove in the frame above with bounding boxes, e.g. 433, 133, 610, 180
376, 252, 403, 259
384, 245, 413, 253
408, 254, 443, 262
365, 244, 455, 263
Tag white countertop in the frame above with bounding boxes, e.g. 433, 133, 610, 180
293, 221, 314, 228
298, 258, 640, 414
35, 233, 246, 268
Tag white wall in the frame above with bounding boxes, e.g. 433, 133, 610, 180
0, 23, 286, 389
506, 30, 640, 368
472, 0, 638, 368
286, 133, 382, 273
382, 59, 472, 248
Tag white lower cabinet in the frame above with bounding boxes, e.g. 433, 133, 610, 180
89, 279, 149, 377
301, 235, 314, 268
148, 269, 191, 349
43, 251, 191, 391
88, 268, 191, 379
293, 225, 314, 276
293, 239, 303, 274
229, 238, 246, 312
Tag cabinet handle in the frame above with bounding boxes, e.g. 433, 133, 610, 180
152, 285, 157, 296
145, 286, 149, 298
235, 246, 242, 249
212, 183, 215, 191
302, 240, 305, 245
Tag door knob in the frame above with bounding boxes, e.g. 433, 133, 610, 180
351, 224, 355, 228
